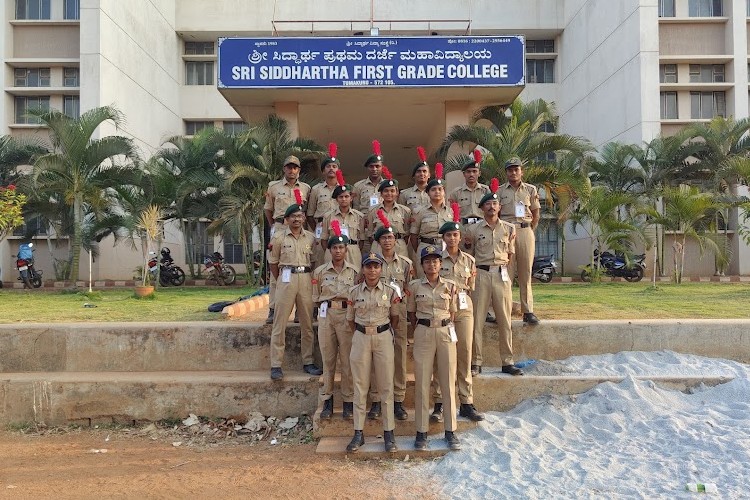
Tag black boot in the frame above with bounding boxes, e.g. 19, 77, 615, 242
346, 430, 364, 452
342, 402, 353, 420
445, 431, 461, 451
394, 401, 408, 421
459, 403, 485, 422
320, 398, 333, 419
430, 403, 443, 423
414, 431, 428, 451
384, 430, 397, 452
367, 402, 381, 420
265, 308, 275, 325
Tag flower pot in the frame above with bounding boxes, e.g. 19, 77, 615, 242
134, 285, 154, 297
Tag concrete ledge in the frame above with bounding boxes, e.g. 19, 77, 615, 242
316, 435, 451, 459
222, 294, 269, 318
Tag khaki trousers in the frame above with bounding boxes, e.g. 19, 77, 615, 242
267, 222, 287, 310
471, 268, 513, 366
507, 226, 535, 314
432, 295, 474, 404
350, 329, 395, 432
270, 272, 314, 368
367, 302, 407, 403
318, 307, 353, 402
413, 324, 457, 433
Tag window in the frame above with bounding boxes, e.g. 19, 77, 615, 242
63, 96, 80, 119
63, 0, 79, 20
689, 64, 724, 83
63, 67, 79, 87
14, 96, 50, 124
747, 0, 750, 16
223, 231, 244, 264
14, 68, 50, 87
185, 121, 214, 135
185, 41, 215, 55
13, 216, 47, 236
15, 0, 50, 19
659, 64, 677, 83
185, 61, 214, 85
526, 59, 554, 83
534, 221, 558, 259
526, 40, 554, 53
539, 121, 555, 133
660, 92, 678, 119
688, 0, 723, 16
659, 0, 676, 17
690, 91, 726, 118
223, 121, 248, 135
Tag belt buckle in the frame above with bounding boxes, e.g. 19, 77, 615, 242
467, 217, 477, 224
330, 301, 343, 309
295, 266, 304, 272
365, 325, 377, 335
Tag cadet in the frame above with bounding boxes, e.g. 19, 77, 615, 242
366, 166, 411, 257
448, 150, 490, 234
346, 253, 400, 453
307, 144, 341, 271
430, 203, 484, 423
465, 179, 523, 376
268, 195, 322, 380
407, 246, 461, 451
499, 157, 541, 325
399, 147, 431, 265
312, 222, 358, 420
409, 162, 453, 279
264, 156, 311, 325
321, 171, 365, 272
351, 140, 384, 229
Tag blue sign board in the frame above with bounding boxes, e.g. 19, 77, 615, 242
218, 36, 524, 89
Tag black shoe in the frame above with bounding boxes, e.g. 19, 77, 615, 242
265, 308, 275, 325
342, 402, 353, 420
303, 364, 323, 376
445, 431, 461, 451
293, 311, 299, 323
320, 398, 333, 419
367, 402, 381, 420
459, 403, 485, 422
471, 365, 482, 376
346, 430, 364, 453
414, 432, 428, 451
486, 313, 497, 324
394, 402, 408, 421
384, 430, 398, 452
523, 312, 540, 325
430, 403, 443, 423
270, 367, 283, 380
501, 364, 524, 376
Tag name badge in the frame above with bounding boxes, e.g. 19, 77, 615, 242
501, 265, 510, 282
314, 223, 323, 239
515, 201, 526, 218
448, 325, 458, 343
369, 194, 379, 207
340, 225, 350, 237
319, 301, 328, 318
281, 268, 292, 283
458, 291, 468, 310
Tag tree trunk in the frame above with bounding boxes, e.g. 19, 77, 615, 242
69, 195, 83, 288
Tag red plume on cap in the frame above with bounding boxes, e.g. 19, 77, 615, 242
473, 149, 482, 164
372, 140, 381, 157
416, 146, 427, 164
335, 170, 346, 187
435, 162, 444, 180
294, 188, 303, 206
490, 178, 499, 193
376, 208, 391, 229
331, 219, 342, 237
328, 142, 337, 159
451, 202, 461, 223
382, 166, 393, 181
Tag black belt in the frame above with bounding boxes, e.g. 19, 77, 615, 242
274, 217, 284, 223
348, 240, 359, 245
315, 217, 323, 222
517, 222, 530, 228
476, 264, 505, 272
461, 217, 482, 224
282, 266, 312, 273
417, 318, 451, 327
420, 237, 441, 245
355, 323, 390, 335
324, 299, 348, 309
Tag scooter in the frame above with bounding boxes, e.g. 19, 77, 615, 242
581, 250, 645, 282
16, 242, 43, 289
532, 254, 558, 283
203, 251, 236, 285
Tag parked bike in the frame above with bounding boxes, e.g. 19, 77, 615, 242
15, 242, 43, 289
148, 247, 186, 286
581, 250, 645, 282
532, 254, 558, 283
203, 251, 236, 285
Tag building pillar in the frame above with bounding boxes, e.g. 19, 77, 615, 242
732, 184, 750, 276
727, 0, 749, 120
274, 101, 299, 138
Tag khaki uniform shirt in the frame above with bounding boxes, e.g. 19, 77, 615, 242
346, 280, 399, 326
264, 179, 311, 220
498, 181, 541, 224
352, 177, 383, 212
307, 182, 338, 220
449, 182, 490, 219
366, 203, 411, 240
320, 207, 365, 244
406, 277, 457, 321
410, 203, 453, 239
440, 250, 476, 292
269, 227, 315, 267
312, 261, 358, 302
380, 254, 414, 298
398, 185, 430, 215
465, 219, 516, 266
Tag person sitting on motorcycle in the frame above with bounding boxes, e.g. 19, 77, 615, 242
160, 247, 174, 265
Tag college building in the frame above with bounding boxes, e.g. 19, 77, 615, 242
1, 0, 749, 282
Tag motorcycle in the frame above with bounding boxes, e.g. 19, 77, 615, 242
203, 251, 236, 285
581, 249, 645, 282
16, 242, 43, 289
532, 254, 558, 283
148, 247, 186, 287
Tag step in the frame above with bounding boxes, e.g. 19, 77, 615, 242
312, 408, 479, 437
316, 435, 453, 459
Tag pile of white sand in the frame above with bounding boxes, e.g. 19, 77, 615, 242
403, 352, 750, 498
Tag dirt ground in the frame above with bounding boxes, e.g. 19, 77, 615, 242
0, 428, 440, 500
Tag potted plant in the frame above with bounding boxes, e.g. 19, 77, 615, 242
134, 205, 162, 297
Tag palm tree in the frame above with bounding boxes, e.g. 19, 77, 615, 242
29, 106, 138, 283
585, 142, 642, 196
0, 135, 44, 186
